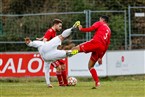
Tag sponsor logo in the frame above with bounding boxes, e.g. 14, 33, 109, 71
0, 53, 67, 77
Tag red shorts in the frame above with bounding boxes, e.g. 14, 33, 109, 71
79, 39, 106, 62
51, 59, 66, 68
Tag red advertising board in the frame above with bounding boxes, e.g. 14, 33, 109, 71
0, 53, 68, 77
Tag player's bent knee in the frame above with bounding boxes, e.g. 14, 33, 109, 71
61, 65, 66, 70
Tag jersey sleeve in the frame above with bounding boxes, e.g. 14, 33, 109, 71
80, 26, 95, 32
27, 41, 44, 48
44, 29, 54, 41
80, 22, 100, 32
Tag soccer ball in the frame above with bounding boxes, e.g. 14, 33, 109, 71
68, 77, 77, 86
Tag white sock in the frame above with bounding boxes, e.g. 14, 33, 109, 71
44, 62, 50, 85
61, 28, 72, 38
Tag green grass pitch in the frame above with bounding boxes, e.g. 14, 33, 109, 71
0, 77, 145, 97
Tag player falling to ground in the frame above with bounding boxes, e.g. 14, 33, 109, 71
70, 16, 111, 89
36, 19, 68, 87
24, 21, 80, 88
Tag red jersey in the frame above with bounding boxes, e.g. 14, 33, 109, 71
44, 28, 56, 41
80, 21, 111, 47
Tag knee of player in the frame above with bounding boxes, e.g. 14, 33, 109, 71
61, 64, 66, 70
88, 65, 95, 70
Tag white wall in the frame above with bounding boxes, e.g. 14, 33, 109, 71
107, 50, 145, 76
68, 53, 107, 76
68, 50, 145, 77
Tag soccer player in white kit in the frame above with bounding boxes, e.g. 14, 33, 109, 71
25, 21, 80, 88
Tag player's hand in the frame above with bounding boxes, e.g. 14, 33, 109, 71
78, 25, 82, 30
36, 37, 43, 40
24, 37, 31, 44
36, 38, 40, 40
98, 58, 102, 65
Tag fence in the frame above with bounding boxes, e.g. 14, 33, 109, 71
128, 6, 145, 49
0, 10, 127, 51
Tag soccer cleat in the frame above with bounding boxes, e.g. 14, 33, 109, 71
92, 82, 100, 89
72, 21, 80, 28
65, 84, 69, 86
71, 50, 79, 55
66, 50, 79, 57
59, 84, 65, 87
48, 84, 53, 88
59, 84, 68, 87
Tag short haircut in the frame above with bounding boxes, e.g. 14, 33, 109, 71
101, 15, 109, 23
52, 19, 62, 25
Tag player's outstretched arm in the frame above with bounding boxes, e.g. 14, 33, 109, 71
79, 25, 96, 32
36, 37, 44, 41
25, 37, 44, 48
98, 58, 102, 65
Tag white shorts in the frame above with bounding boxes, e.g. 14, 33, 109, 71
40, 36, 66, 62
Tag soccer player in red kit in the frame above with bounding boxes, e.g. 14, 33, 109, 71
71, 16, 111, 89
37, 19, 68, 87
36, 19, 62, 42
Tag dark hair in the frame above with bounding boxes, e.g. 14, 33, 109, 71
52, 19, 62, 25
101, 15, 109, 23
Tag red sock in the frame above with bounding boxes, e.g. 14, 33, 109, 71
89, 68, 99, 83
61, 70, 68, 85
56, 71, 63, 85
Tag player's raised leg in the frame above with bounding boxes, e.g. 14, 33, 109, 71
42, 21, 81, 61
42, 21, 80, 53
59, 21, 80, 41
